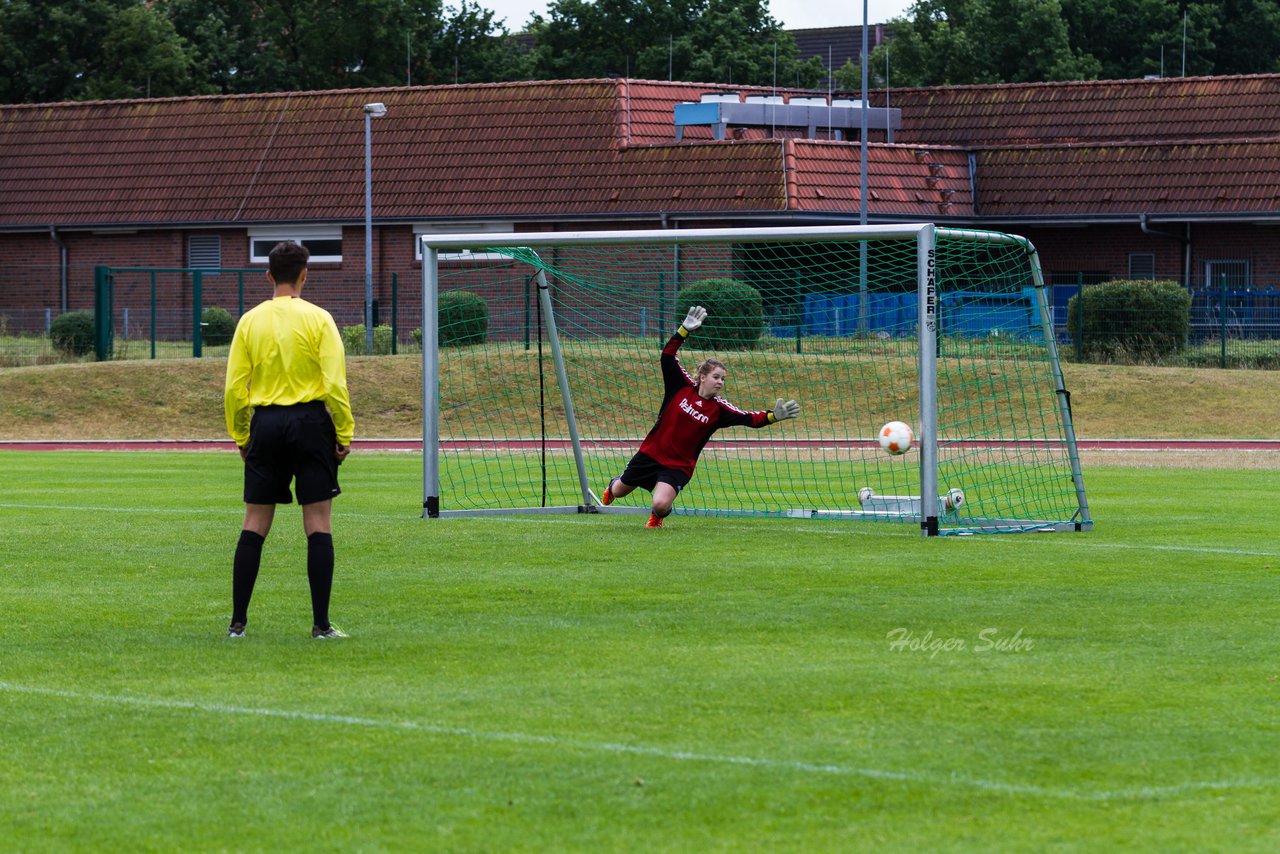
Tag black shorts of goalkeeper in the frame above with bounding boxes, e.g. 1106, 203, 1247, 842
619, 451, 691, 494
242, 401, 342, 505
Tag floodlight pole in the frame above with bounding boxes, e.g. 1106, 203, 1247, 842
857, 0, 870, 332
363, 102, 388, 355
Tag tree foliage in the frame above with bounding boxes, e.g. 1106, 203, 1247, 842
525, 0, 825, 87
0, 0, 209, 102
0, 0, 529, 102
869, 0, 1280, 87
4, 0, 1279, 103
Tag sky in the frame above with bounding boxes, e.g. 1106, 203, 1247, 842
483, 0, 916, 32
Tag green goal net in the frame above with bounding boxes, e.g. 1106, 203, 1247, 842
421, 224, 1090, 536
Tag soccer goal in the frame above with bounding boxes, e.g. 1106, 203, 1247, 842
419, 224, 1091, 536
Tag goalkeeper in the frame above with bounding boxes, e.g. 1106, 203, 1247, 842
601, 305, 800, 528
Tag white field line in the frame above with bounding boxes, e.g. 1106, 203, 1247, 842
0, 681, 1272, 803
789, 526, 1280, 558
4, 502, 1276, 558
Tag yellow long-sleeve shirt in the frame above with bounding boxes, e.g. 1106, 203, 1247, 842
224, 295, 354, 446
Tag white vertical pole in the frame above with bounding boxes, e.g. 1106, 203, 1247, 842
858, 0, 870, 332
422, 242, 440, 517
917, 225, 939, 535
364, 110, 374, 355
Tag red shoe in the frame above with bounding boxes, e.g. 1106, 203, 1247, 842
646, 513, 664, 528
602, 477, 619, 506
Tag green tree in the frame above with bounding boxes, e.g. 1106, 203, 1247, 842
0, 0, 198, 102
1203, 0, 1280, 74
423, 1, 534, 84
83, 5, 207, 99
526, 0, 824, 87
1059, 0, 1218, 79
164, 0, 526, 92
864, 0, 1100, 87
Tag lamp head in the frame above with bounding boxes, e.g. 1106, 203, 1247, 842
363, 102, 387, 117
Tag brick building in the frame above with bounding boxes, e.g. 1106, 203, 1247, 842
1, 75, 1278, 339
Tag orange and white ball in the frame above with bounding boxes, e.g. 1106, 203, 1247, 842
878, 421, 914, 455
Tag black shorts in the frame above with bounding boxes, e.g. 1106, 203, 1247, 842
619, 451, 691, 494
242, 401, 341, 506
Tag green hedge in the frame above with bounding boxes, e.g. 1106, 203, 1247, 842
50, 311, 95, 356
201, 307, 236, 346
341, 323, 394, 355
677, 278, 763, 350
1066, 279, 1191, 363
414, 290, 489, 349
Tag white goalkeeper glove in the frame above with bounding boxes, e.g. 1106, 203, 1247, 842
679, 305, 707, 335
771, 398, 800, 422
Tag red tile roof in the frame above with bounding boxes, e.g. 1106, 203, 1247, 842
789, 141, 973, 216
886, 74, 1280, 146
975, 139, 1280, 216
2, 75, 1279, 229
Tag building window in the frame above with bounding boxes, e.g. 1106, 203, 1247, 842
1203, 259, 1249, 289
415, 222, 514, 262
189, 235, 222, 269
1128, 253, 1155, 280
249, 227, 343, 263
1047, 271, 1110, 287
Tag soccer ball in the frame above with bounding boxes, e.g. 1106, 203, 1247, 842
944, 488, 966, 511
878, 421, 914, 455
858, 487, 874, 504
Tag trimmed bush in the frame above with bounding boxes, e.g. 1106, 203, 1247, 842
1066, 279, 1191, 363
201, 306, 236, 346
438, 290, 488, 347
341, 323, 394, 355
677, 278, 764, 350
50, 310, 95, 356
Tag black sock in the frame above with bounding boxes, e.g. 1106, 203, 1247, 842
231, 530, 265, 625
307, 532, 335, 629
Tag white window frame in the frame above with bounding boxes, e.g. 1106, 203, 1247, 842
249, 226, 344, 264
414, 222, 515, 263
1203, 259, 1249, 289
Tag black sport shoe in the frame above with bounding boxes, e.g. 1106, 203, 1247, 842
227, 622, 246, 638
311, 624, 348, 639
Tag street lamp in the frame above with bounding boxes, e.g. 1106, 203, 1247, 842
363, 101, 388, 354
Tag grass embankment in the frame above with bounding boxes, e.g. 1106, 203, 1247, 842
1, 353, 1278, 441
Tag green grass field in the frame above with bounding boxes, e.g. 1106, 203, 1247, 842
2, 450, 1278, 850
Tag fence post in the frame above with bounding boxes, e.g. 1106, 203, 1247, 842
1074, 273, 1084, 361
797, 274, 806, 354
524, 275, 532, 351
1219, 274, 1228, 369
93, 266, 114, 361
391, 272, 399, 355
658, 273, 666, 341
150, 272, 157, 359
192, 270, 203, 358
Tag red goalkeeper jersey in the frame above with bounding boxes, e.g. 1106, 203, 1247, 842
636, 331, 772, 476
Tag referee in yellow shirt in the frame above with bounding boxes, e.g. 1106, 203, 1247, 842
223, 240, 355, 640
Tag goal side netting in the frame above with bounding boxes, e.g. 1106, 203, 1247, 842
420, 224, 1091, 536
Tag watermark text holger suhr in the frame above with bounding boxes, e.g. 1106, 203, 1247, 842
886, 627, 1035, 659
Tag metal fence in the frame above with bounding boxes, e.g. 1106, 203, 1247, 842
1046, 280, 1280, 368
3, 264, 1279, 369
